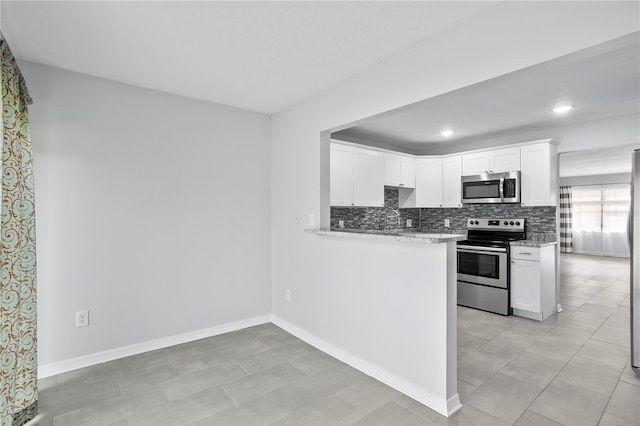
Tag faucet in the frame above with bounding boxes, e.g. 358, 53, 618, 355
391, 210, 400, 226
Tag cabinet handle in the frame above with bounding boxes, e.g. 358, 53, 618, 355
518, 252, 532, 255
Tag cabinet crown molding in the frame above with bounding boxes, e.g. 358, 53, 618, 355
331, 138, 556, 160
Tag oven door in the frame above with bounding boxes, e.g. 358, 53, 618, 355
457, 245, 508, 289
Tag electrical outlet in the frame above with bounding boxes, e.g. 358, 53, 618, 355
338, 220, 345, 228
285, 289, 291, 302
76, 310, 89, 327
406, 219, 412, 227
444, 219, 450, 228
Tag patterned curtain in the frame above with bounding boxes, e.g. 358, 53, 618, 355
559, 186, 573, 253
0, 36, 38, 426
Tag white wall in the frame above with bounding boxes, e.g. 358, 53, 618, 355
271, 0, 638, 400
21, 61, 272, 368
273, 236, 459, 415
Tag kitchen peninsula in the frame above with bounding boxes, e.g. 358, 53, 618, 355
300, 138, 559, 417
302, 228, 465, 417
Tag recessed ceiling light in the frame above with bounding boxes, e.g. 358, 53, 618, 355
553, 105, 573, 114
441, 129, 454, 137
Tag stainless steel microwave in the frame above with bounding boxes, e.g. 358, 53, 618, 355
461, 171, 520, 204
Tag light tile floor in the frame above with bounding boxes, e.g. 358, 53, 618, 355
29, 253, 639, 425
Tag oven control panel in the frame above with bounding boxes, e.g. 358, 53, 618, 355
467, 218, 525, 231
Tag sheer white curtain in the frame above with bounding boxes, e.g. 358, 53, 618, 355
571, 184, 630, 257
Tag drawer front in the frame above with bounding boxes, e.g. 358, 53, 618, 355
511, 247, 541, 261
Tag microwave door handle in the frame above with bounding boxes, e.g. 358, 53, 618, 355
499, 176, 505, 202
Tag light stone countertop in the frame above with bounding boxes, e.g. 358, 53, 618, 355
510, 239, 558, 247
305, 228, 466, 244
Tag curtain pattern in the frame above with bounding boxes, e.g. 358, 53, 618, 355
0, 38, 37, 426
559, 186, 573, 253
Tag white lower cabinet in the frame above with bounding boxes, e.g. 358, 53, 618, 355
510, 245, 556, 321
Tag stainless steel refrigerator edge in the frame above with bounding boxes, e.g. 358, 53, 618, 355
631, 149, 640, 370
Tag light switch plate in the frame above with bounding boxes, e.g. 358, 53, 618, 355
444, 219, 450, 228
406, 219, 412, 227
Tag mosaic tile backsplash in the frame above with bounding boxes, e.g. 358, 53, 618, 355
331, 187, 556, 237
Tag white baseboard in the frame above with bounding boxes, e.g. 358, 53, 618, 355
271, 315, 461, 417
512, 308, 543, 322
39, 313, 461, 418
38, 314, 271, 379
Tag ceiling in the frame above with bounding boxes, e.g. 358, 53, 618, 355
1, 1, 498, 115
334, 34, 640, 154
3, 1, 638, 172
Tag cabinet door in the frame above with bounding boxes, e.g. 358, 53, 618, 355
442, 155, 462, 207
521, 143, 555, 206
330, 143, 354, 206
462, 152, 490, 176
384, 153, 401, 187
353, 147, 384, 207
415, 158, 443, 207
511, 259, 541, 313
400, 156, 416, 188
490, 147, 521, 172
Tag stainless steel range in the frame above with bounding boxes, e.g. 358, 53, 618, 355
457, 218, 526, 315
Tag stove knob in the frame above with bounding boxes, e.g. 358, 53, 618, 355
475, 220, 479, 225
504, 221, 508, 225
469, 220, 473, 225
515, 221, 521, 226
510, 221, 514, 225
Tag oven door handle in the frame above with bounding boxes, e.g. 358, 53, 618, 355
457, 246, 508, 253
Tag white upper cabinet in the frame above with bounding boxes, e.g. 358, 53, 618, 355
462, 147, 521, 175
330, 142, 384, 207
330, 143, 354, 207
384, 153, 416, 188
442, 155, 462, 208
491, 147, 521, 173
384, 153, 401, 186
400, 156, 416, 188
330, 139, 555, 209
520, 142, 557, 206
353, 147, 385, 207
415, 157, 443, 207
461, 152, 490, 176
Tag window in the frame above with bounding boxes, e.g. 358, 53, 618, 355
572, 184, 630, 233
